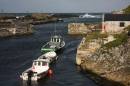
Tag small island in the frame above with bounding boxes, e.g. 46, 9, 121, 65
0, 13, 58, 37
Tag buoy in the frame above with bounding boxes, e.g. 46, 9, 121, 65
31, 66, 35, 72
48, 69, 53, 78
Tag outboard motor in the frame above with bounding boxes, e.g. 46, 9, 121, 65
28, 71, 33, 81
128, 31, 130, 36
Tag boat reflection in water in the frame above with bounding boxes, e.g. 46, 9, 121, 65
22, 80, 38, 86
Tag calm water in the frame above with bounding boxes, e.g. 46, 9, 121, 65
0, 18, 100, 86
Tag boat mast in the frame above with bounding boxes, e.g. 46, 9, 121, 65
54, 22, 57, 35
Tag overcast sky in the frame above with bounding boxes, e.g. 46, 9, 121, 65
0, 0, 130, 13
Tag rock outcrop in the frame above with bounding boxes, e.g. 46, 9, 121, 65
68, 23, 100, 35
76, 36, 130, 86
0, 20, 33, 37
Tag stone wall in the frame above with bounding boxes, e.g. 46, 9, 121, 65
68, 23, 91, 34
68, 23, 100, 35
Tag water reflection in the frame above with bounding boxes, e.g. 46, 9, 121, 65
0, 18, 98, 86
22, 81, 38, 86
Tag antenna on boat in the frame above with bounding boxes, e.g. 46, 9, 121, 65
54, 22, 57, 35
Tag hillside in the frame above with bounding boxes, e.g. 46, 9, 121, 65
76, 26, 130, 86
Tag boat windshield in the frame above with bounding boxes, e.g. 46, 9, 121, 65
50, 35, 62, 42
57, 38, 61, 42
38, 61, 40, 66
42, 61, 47, 66
51, 38, 56, 42
33, 61, 47, 66
54, 38, 56, 42
52, 38, 61, 42
34, 61, 37, 66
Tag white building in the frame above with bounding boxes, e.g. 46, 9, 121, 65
102, 14, 130, 33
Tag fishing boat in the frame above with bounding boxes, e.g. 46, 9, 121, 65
41, 35, 65, 53
20, 51, 57, 81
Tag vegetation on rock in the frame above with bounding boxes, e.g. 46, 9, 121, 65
83, 25, 130, 49
124, 25, 130, 32
77, 25, 130, 85
103, 32, 128, 49
85, 31, 108, 42
32, 13, 50, 20
123, 5, 130, 14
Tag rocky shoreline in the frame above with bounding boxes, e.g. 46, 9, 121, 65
68, 23, 100, 35
76, 36, 130, 86
0, 21, 33, 38
0, 13, 59, 37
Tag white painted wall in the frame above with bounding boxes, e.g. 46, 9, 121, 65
102, 21, 130, 33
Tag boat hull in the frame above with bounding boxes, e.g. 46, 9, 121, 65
31, 71, 48, 81
20, 70, 48, 81
41, 41, 65, 53
20, 52, 57, 81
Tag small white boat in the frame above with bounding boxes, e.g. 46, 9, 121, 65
20, 51, 57, 81
38, 51, 58, 63
79, 13, 96, 18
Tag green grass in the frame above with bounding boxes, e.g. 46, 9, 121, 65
85, 31, 108, 43
123, 5, 130, 14
103, 32, 128, 49
80, 31, 108, 49
82, 25, 129, 49
124, 25, 130, 32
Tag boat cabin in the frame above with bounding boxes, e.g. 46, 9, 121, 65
33, 60, 48, 67
50, 35, 62, 43
32, 59, 49, 74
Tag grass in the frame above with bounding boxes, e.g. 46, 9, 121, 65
80, 31, 108, 49
103, 32, 128, 49
85, 31, 108, 43
124, 25, 130, 32
81, 25, 130, 50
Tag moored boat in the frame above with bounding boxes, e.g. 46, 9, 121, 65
20, 51, 57, 81
20, 59, 49, 81
41, 35, 65, 53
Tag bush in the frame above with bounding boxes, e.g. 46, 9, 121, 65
124, 25, 130, 32
85, 31, 108, 42
103, 32, 128, 49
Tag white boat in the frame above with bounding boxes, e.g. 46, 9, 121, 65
20, 51, 57, 81
79, 13, 96, 18
38, 51, 58, 63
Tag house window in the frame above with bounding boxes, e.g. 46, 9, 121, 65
120, 22, 125, 27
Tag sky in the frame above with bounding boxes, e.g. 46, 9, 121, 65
0, 0, 130, 13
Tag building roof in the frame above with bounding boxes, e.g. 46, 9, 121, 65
104, 14, 130, 21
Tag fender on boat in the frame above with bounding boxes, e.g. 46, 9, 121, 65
44, 51, 57, 58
